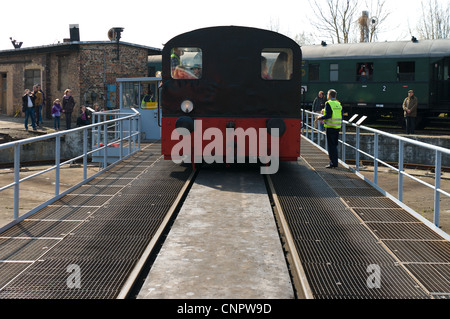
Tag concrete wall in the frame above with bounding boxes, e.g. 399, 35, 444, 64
0, 131, 87, 164
337, 133, 450, 167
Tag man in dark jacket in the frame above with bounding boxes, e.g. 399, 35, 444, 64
22, 89, 37, 131
402, 90, 418, 134
62, 89, 76, 130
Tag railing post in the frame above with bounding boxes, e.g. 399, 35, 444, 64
312, 114, 316, 144
120, 119, 124, 160
103, 123, 108, 169
434, 150, 442, 227
301, 109, 304, 136
306, 112, 310, 140
13, 143, 20, 220
341, 123, 346, 164
398, 140, 404, 202
83, 128, 88, 180
309, 114, 314, 142
137, 115, 141, 151
356, 126, 360, 172
55, 135, 60, 196
374, 132, 379, 186
128, 117, 132, 156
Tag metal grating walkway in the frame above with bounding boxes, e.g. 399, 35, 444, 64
271, 137, 450, 299
0, 143, 192, 299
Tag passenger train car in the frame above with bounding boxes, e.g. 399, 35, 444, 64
301, 39, 450, 126
160, 26, 302, 166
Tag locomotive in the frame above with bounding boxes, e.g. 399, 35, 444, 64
160, 26, 302, 172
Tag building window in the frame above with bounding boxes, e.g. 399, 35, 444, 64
330, 63, 339, 82
397, 62, 415, 81
261, 49, 293, 80
356, 62, 373, 82
24, 69, 41, 90
58, 55, 70, 91
308, 63, 320, 81
171, 47, 202, 79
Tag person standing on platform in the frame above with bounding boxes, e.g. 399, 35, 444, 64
36, 84, 45, 127
62, 89, 76, 130
402, 90, 418, 134
32, 84, 43, 128
51, 99, 62, 130
317, 89, 343, 168
22, 89, 37, 131
312, 90, 325, 131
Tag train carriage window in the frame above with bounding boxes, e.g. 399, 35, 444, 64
261, 49, 293, 80
171, 47, 202, 79
356, 63, 373, 82
397, 62, 415, 81
308, 63, 320, 81
330, 64, 339, 82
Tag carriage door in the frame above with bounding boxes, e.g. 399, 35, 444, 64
432, 58, 450, 111
442, 58, 450, 108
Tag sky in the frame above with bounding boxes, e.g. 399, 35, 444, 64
0, 0, 434, 51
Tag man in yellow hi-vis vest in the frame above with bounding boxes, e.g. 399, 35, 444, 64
317, 89, 342, 168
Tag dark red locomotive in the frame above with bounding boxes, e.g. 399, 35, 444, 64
160, 26, 302, 169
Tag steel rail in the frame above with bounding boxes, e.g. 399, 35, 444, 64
266, 175, 314, 299
116, 166, 197, 299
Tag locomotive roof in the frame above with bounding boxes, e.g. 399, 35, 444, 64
164, 26, 300, 48
301, 39, 450, 60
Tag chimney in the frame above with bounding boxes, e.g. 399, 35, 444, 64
69, 24, 80, 42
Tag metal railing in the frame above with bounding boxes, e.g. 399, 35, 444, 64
0, 108, 141, 230
301, 109, 450, 229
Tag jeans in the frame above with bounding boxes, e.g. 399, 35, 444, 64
24, 107, 36, 130
36, 104, 43, 125
54, 116, 60, 129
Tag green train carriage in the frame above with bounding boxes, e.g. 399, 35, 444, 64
301, 39, 450, 126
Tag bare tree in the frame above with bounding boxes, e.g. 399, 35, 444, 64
308, 0, 390, 43
309, 0, 359, 43
267, 17, 281, 33
417, 0, 450, 39
294, 31, 315, 46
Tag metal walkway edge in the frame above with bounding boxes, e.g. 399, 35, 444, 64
0, 142, 192, 299
270, 136, 450, 299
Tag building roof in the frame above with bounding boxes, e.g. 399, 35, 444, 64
0, 41, 162, 57
301, 39, 450, 60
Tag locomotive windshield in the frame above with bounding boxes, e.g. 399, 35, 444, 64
261, 49, 293, 80
171, 47, 202, 79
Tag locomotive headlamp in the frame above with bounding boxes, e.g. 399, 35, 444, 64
181, 100, 194, 113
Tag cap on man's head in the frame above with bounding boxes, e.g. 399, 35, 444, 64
408, 90, 414, 93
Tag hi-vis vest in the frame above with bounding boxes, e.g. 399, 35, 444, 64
171, 53, 181, 67
324, 100, 343, 129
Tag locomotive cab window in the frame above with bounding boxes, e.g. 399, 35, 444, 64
261, 49, 293, 80
171, 47, 202, 79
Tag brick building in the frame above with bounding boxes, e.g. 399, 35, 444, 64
0, 36, 161, 120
